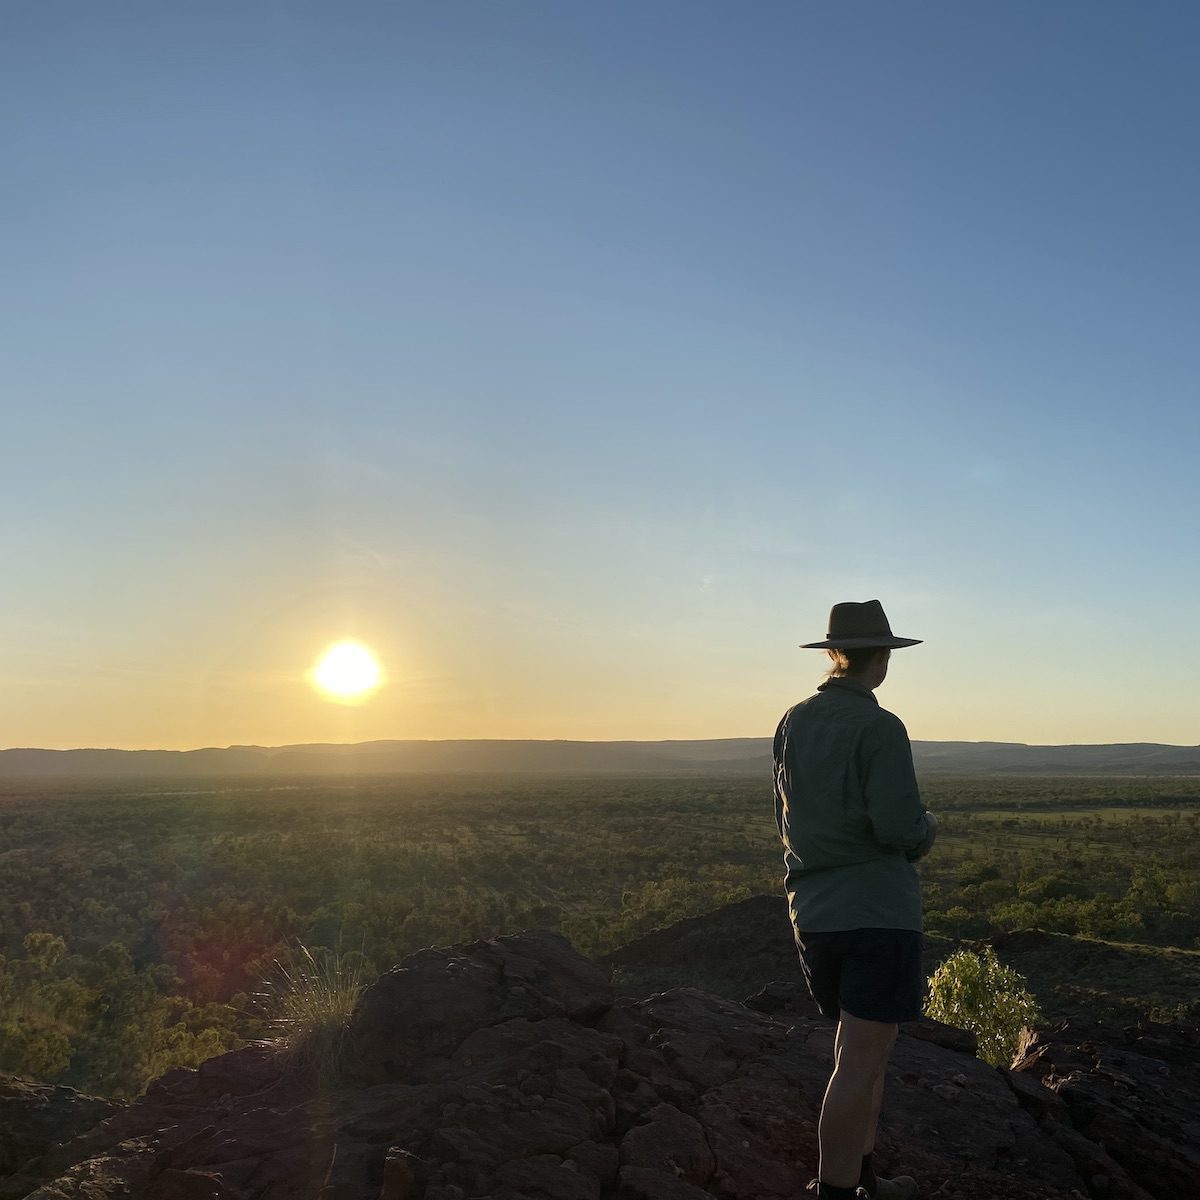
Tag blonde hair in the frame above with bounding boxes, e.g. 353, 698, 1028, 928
826, 647, 889, 678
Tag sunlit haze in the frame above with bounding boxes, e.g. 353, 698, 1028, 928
3, 4, 1198, 750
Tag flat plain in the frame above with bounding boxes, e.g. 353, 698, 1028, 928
1, 772, 1197, 1096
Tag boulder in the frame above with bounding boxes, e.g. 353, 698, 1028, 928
0, 1077, 119, 1180
348, 931, 614, 1085
1010, 1017, 1200, 1198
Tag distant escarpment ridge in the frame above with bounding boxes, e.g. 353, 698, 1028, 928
2, 737, 1200, 779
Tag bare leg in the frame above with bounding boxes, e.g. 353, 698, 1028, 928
818, 1012, 898, 1188
863, 1066, 889, 1155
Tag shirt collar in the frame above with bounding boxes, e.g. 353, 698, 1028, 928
817, 676, 879, 705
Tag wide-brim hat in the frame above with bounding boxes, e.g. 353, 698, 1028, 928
801, 599, 922, 650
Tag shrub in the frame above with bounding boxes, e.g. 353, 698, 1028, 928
925, 946, 1041, 1067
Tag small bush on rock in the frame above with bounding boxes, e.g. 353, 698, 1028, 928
925, 946, 1041, 1067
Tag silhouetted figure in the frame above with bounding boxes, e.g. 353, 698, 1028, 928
773, 600, 937, 1200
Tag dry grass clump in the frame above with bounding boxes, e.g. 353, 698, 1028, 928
255, 942, 365, 1083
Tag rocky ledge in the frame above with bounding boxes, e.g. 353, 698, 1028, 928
2, 930, 1197, 1200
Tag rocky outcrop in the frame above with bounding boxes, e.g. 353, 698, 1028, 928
600, 896, 808, 1004
1010, 1017, 1200, 1199
0, 1078, 119, 1180
605, 897, 1200, 1030
1, 929, 1196, 1200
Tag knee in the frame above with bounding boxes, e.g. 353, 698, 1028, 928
832, 1023, 898, 1079
831, 1050, 890, 1086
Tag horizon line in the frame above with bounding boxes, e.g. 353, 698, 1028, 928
4, 735, 1200, 755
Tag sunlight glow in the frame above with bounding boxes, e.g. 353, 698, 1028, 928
310, 640, 383, 705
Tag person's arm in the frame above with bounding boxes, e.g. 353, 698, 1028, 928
861, 713, 936, 856
906, 808, 938, 861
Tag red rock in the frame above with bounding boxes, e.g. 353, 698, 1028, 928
144, 1167, 231, 1199
563, 1141, 618, 1187
348, 932, 614, 1087
617, 1165, 717, 1199
494, 1154, 601, 1199
379, 1147, 424, 1200
0, 1075, 119, 1179
619, 1102, 715, 1185
5, 928, 1195, 1200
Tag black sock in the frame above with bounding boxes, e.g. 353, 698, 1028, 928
859, 1152, 877, 1195
818, 1185, 858, 1200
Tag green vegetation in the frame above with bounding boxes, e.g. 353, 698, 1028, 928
925, 946, 1042, 1067
0, 928, 238, 1096
0, 772, 1197, 1095
254, 941, 365, 1084
920, 777, 1200, 947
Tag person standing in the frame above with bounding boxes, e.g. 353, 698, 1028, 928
773, 600, 937, 1200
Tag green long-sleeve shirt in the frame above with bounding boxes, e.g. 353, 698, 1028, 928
773, 677, 936, 933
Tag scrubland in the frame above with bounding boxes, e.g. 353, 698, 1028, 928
0, 773, 1197, 1096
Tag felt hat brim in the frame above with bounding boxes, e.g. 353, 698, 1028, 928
800, 635, 922, 649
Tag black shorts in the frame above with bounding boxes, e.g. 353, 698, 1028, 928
794, 927, 924, 1024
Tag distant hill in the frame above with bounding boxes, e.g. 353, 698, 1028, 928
0, 738, 763, 780
1, 736, 1199, 780
912, 739, 1200, 775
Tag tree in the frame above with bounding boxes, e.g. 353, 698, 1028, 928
925, 947, 1041, 1068
0, 933, 86, 1081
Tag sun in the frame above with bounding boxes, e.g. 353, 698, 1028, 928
310, 640, 383, 704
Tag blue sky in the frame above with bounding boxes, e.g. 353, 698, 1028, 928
3, 3, 1198, 748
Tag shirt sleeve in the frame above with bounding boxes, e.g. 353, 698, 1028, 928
860, 713, 933, 853
771, 710, 791, 843
906, 811, 938, 861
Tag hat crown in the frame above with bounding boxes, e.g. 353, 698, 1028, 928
827, 599, 893, 640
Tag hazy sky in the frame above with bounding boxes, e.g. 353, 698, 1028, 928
4, 3, 1199, 750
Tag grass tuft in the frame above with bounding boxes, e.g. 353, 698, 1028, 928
254, 942, 365, 1084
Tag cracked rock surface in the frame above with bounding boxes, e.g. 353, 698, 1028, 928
2, 930, 1196, 1200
